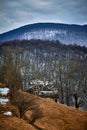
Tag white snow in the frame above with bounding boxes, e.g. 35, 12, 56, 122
0, 87, 9, 96
3, 111, 12, 116
0, 87, 12, 116
30, 79, 53, 86
39, 90, 58, 96
0, 98, 9, 105
30, 79, 45, 86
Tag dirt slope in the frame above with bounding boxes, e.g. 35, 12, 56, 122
0, 90, 87, 130
34, 98, 87, 130
0, 114, 36, 130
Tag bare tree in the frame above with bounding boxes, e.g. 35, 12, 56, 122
11, 91, 43, 124
0, 47, 23, 92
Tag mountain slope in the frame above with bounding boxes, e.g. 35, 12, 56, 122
0, 115, 36, 130
0, 40, 87, 110
0, 90, 87, 130
0, 23, 87, 46
22, 90, 87, 130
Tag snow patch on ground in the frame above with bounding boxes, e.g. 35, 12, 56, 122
0, 87, 9, 96
3, 111, 12, 116
0, 86, 13, 116
0, 98, 9, 105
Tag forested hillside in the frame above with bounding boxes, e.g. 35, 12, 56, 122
0, 40, 87, 110
0, 23, 87, 46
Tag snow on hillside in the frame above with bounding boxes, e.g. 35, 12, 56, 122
0, 23, 87, 46
0, 86, 12, 116
0, 87, 9, 96
0, 98, 9, 105
3, 111, 12, 116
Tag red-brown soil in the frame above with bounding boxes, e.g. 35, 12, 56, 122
0, 90, 87, 130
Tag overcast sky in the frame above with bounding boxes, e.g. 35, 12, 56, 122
0, 0, 87, 33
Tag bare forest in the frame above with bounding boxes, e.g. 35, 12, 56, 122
0, 40, 87, 110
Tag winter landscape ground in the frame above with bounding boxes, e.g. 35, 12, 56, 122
0, 83, 87, 130
0, 22, 87, 130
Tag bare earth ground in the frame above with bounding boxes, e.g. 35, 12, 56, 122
0, 90, 87, 130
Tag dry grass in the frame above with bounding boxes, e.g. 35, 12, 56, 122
0, 90, 87, 130
0, 114, 36, 130
34, 98, 87, 130
0, 83, 5, 88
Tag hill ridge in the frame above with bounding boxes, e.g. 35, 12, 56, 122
0, 23, 87, 46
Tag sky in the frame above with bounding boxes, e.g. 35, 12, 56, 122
0, 0, 87, 34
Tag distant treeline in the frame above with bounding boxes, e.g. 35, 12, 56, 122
0, 39, 87, 110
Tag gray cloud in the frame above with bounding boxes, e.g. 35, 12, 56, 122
0, 0, 87, 33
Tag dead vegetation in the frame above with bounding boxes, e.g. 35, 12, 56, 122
0, 90, 87, 130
